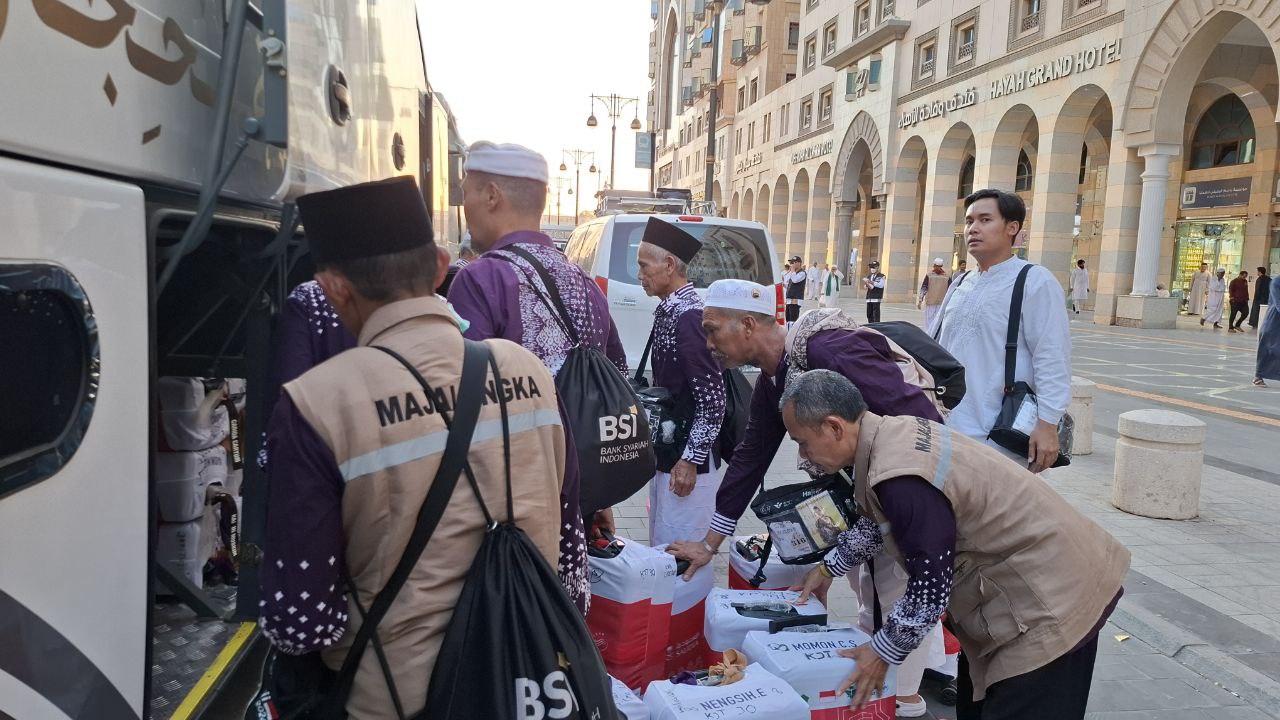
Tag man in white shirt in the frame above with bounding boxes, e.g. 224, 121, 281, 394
1201, 266, 1227, 329
808, 261, 821, 301
1189, 263, 1210, 316
1069, 259, 1089, 314
930, 189, 1071, 473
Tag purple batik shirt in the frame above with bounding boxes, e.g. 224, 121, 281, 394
708, 329, 944, 536
650, 283, 725, 470
448, 231, 627, 616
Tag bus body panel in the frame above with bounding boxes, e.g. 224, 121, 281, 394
0, 157, 150, 717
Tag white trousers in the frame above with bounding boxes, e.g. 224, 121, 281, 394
849, 552, 942, 697
922, 303, 942, 331
649, 467, 722, 546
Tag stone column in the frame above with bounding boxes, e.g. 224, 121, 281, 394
1028, 129, 1084, 290
1092, 134, 1142, 326
1115, 144, 1181, 328
883, 184, 921, 303
1132, 144, 1180, 295
834, 201, 856, 286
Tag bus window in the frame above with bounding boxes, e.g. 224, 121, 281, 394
0, 264, 98, 497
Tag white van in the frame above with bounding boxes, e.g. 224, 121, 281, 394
562, 213, 784, 370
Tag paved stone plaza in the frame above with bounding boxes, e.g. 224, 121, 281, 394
616, 296, 1280, 719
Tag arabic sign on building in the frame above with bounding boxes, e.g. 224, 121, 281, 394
989, 39, 1122, 99
735, 152, 763, 173
1180, 178, 1252, 209
791, 139, 833, 164
898, 88, 978, 129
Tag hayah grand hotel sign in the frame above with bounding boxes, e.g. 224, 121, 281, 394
899, 38, 1123, 128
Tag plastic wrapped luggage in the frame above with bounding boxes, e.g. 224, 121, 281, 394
156, 521, 202, 589
728, 533, 816, 590
703, 588, 827, 663
587, 536, 664, 690
745, 628, 898, 719
643, 664, 809, 720
656, 544, 714, 676
611, 676, 649, 720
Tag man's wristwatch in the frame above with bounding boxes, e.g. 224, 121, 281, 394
701, 540, 716, 555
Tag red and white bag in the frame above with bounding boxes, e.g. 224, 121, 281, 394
611, 676, 650, 720
656, 544, 715, 676
587, 537, 662, 689
703, 588, 827, 664
643, 664, 809, 720
744, 628, 898, 720
646, 551, 678, 684
728, 534, 816, 590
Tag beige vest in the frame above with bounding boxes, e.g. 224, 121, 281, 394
924, 273, 949, 305
852, 414, 1129, 699
286, 298, 566, 719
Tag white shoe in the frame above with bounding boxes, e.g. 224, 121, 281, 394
896, 697, 928, 717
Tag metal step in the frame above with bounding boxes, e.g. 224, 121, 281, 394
149, 586, 260, 720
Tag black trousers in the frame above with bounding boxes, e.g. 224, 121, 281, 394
956, 634, 1099, 720
866, 301, 882, 323
1250, 299, 1264, 327
1230, 301, 1249, 329
786, 302, 802, 322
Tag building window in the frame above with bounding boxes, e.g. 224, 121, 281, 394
807, 0, 819, 10
750, 77, 759, 104
823, 20, 838, 57
956, 22, 975, 61
920, 41, 936, 77
737, 86, 746, 111
780, 103, 790, 136
763, 113, 772, 142
880, 0, 896, 19
800, 99, 814, 130
1020, 0, 1041, 31
857, 2, 871, 35
804, 35, 818, 70
959, 156, 975, 198
819, 88, 833, 122
1190, 94, 1257, 169
0, 264, 99, 499
748, 121, 755, 149
788, 22, 801, 50
735, 129, 742, 151
1064, 0, 1106, 30
785, 72, 797, 83
1015, 150, 1034, 192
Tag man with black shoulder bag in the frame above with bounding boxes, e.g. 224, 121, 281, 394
931, 189, 1072, 472
252, 178, 607, 719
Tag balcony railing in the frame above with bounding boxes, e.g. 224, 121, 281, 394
691, 78, 703, 97
731, 38, 748, 65
729, 0, 745, 14
881, 0, 895, 18
681, 86, 694, 107
957, 40, 974, 60
745, 26, 763, 54
858, 17, 869, 34
685, 11, 694, 33
920, 57, 935, 75
694, 0, 706, 20
648, 61, 656, 78
650, 30, 657, 47
1021, 10, 1041, 30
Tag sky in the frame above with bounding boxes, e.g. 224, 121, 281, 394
420, 1, 654, 223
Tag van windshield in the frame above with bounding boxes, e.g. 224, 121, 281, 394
608, 221, 775, 288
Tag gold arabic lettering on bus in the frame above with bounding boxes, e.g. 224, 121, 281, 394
26, 0, 226, 142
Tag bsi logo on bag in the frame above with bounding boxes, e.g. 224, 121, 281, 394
598, 405, 640, 442
516, 670, 580, 719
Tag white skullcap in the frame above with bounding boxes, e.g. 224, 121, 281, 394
464, 141, 548, 183
932, 257, 944, 265
1217, 266, 1227, 272
706, 279, 776, 316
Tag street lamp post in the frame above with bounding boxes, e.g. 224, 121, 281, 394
704, 2, 723, 206
587, 93, 641, 191
560, 149, 596, 220
550, 176, 570, 225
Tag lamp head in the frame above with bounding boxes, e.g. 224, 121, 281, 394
587, 114, 598, 128
589, 164, 598, 173
559, 162, 568, 171
631, 117, 642, 130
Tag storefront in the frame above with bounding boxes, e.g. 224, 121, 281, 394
1171, 219, 1246, 301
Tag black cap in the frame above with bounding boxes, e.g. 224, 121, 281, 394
788, 255, 802, 263
642, 217, 703, 264
297, 176, 434, 265
868, 260, 880, 268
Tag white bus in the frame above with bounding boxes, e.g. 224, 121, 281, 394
0, 2, 450, 717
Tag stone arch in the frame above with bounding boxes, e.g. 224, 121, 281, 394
756, 184, 771, 226
833, 111, 885, 202
921, 122, 978, 269
1125, 9, 1280, 148
988, 104, 1038, 192
660, 7, 680, 132
771, 175, 790, 257
712, 181, 724, 213
742, 188, 755, 226
730, 191, 741, 219
811, 163, 833, 263
1183, 77, 1278, 158
791, 169, 811, 263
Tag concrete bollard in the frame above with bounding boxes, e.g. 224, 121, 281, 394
1111, 410, 1206, 520
1069, 376, 1095, 456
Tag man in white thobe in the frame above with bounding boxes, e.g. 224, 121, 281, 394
1189, 263, 1210, 315
807, 262, 821, 301
932, 189, 1071, 472
1201, 267, 1227, 329
818, 263, 844, 306
1069, 259, 1089, 314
